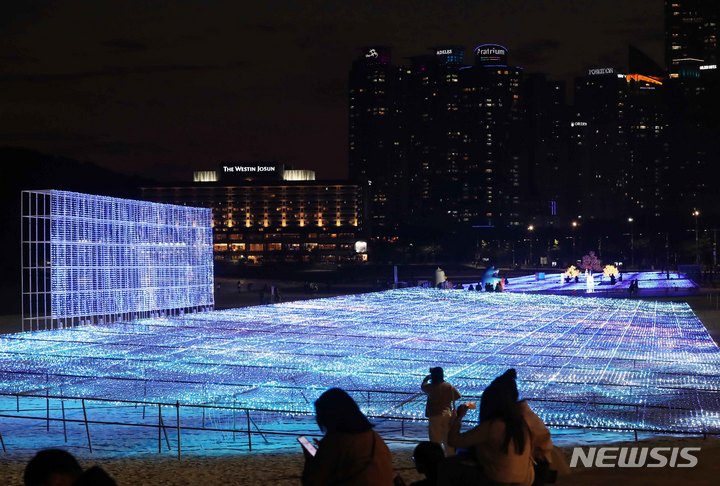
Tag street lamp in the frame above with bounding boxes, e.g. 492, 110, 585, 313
693, 209, 700, 265
628, 217, 634, 268
528, 225, 534, 267
571, 221, 578, 262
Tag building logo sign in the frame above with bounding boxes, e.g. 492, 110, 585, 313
220, 164, 280, 180
436, 49, 454, 55
222, 165, 276, 173
474, 44, 508, 66
365, 49, 379, 58
588, 67, 615, 75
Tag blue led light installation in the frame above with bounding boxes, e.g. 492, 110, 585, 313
1, 289, 719, 434
21, 190, 213, 330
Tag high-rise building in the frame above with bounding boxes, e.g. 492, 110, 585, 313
405, 47, 466, 226
350, 44, 528, 232
665, 0, 719, 76
520, 73, 568, 225
571, 67, 668, 223
665, 1, 720, 224
458, 45, 524, 227
348, 47, 406, 234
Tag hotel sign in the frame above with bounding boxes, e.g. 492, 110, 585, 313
220, 163, 280, 180
474, 44, 508, 66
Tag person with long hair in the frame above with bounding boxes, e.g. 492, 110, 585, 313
301, 387, 396, 485
444, 369, 554, 486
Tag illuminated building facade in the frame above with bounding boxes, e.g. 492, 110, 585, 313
141, 179, 364, 265
458, 45, 524, 227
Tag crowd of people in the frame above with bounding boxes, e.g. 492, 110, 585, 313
300, 368, 568, 486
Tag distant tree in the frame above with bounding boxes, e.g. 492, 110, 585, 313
580, 251, 603, 272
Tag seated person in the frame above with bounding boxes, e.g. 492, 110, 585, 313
443, 369, 554, 486
409, 441, 445, 486
302, 387, 396, 485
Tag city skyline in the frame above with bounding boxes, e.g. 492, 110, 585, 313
1, 0, 663, 182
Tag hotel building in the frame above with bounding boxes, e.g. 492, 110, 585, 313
141, 164, 365, 265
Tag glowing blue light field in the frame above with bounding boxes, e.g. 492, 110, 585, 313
465, 271, 699, 295
1, 288, 719, 451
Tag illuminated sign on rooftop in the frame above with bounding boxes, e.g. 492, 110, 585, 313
474, 44, 508, 66
220, 163, 281, 180
588, 67, 615, 75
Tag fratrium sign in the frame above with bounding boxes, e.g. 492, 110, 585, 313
474, 44, 508, 66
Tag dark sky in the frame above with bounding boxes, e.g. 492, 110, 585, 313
1, 0, 663, 182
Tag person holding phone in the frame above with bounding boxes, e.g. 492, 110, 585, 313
421, 366, 461, 456
301, 387, 396, 485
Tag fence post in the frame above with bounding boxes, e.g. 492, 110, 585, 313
176, 401, 181, 460
246, 410, 252, 452
81, 399, 92, 453
158, 404, 162, 454
61, 400, 67, 443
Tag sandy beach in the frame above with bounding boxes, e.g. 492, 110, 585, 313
2, 436, 719, 485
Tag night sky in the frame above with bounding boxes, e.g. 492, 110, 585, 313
1, 0, 663, 182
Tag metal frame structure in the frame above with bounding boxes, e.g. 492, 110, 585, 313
21, 190, 214, 331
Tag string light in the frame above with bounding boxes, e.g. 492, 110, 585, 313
1, 288, 718, 433
23, 190, 214, 329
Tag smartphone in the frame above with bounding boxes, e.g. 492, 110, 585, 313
297, 436, 317, 456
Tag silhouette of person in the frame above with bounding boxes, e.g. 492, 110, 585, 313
422, 367, 461, 456
444, 369, 556, 486
302, 388, 396, 485
409, 441, 445, 486
23, 448, 83, 486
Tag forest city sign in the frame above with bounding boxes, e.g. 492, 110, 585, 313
588, 67, 615, 75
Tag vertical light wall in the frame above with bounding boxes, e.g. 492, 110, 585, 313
22, 190, 214, 331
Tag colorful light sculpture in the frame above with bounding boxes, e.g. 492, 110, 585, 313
1, 289, 718, 434
466, 271, 699, 295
